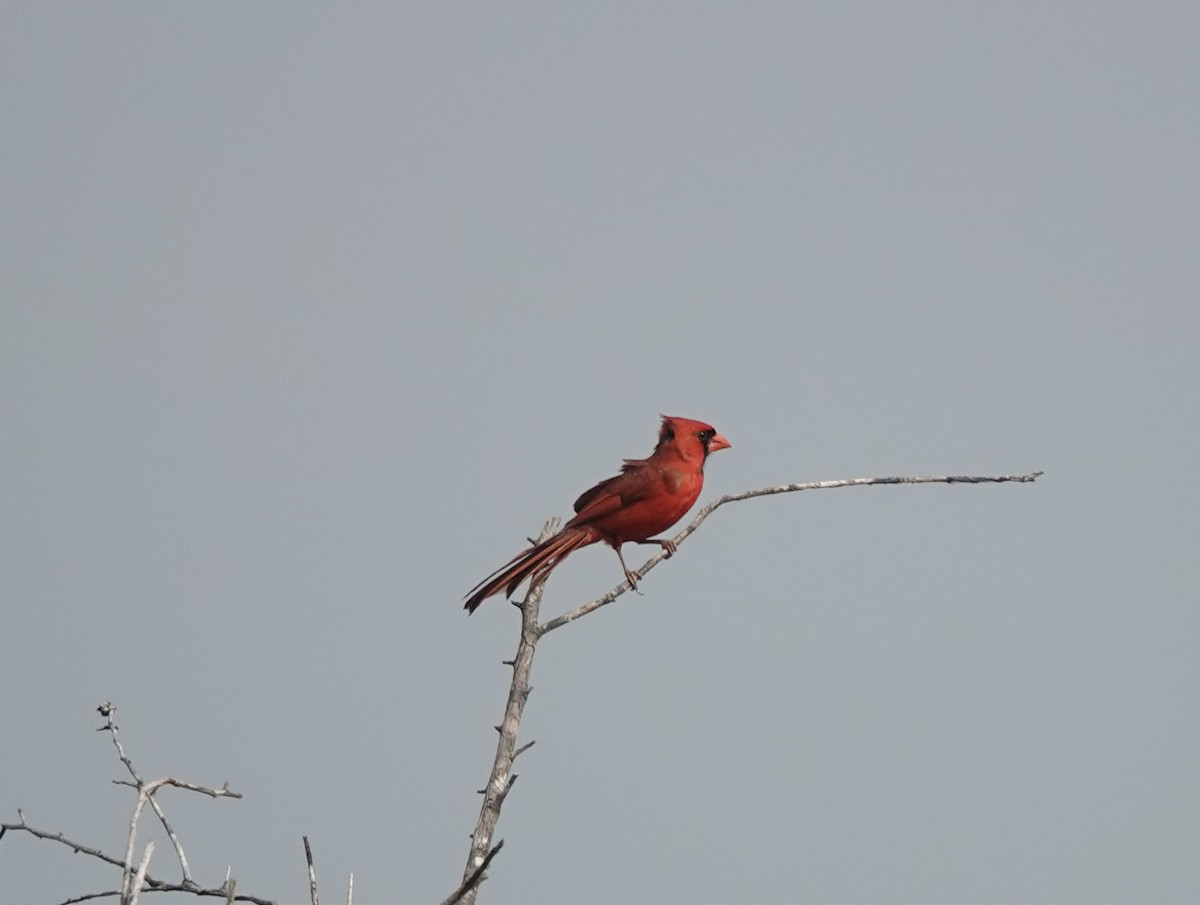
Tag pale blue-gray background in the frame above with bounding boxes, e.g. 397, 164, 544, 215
3, 4, 1197, 904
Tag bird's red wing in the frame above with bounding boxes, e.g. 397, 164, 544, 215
568, 463, 656, 529
572, 457, 647, 512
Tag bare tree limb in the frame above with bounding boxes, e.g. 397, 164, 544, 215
0, 814, 277, 904
303, 836, 320, 905
540, 471, 1044, 632
95, 702, 242, 900
456, 518, 559, 905
1, 810, 127, 869
128, 841, 154, 905
441, 841, 503, 905
43, 877, 279, 905
57, 891, 121, 905
454, 470, 1041, 901
2, 706, 274, 905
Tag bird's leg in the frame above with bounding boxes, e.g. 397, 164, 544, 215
638, 538, 677, 557
613, 545, 643, 594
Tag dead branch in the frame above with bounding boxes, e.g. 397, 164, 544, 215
94, 702, 243, 899
541, 471, 1043, 632
458, 470, 1043, 901
303, 836, 320, 905
454, 518, 559, 905
1, 705, 275, 905
441, 841, 504, 905
128, 841, 154, 905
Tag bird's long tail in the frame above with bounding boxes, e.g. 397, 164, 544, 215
464, 528, 593, 614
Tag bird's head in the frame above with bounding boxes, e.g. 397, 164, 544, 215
657, 415, 731, 460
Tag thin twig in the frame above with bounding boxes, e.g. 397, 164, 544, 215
0, 817, 276, 904
58, 892, 121, 905
142, 777, 242, 801
540, 471, 1044, 632
54, 881, 277, 905
512, 740, 536, 759
97, 703, 141, 787
145, 793, 192, 884
1, 814, 127, 870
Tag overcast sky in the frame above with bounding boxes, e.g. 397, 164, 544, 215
3, 4, 1198, 904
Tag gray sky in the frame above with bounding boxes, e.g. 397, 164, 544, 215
3, 4, 1198, 904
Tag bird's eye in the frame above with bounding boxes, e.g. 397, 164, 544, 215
698, 428, 715, 443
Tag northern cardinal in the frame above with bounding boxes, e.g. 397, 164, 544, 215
464, 415, 730, 613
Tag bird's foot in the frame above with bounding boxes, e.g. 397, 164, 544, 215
641, 537, 677, 557
624, 569, 644, 595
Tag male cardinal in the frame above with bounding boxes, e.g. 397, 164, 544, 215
464, 415, 730, 613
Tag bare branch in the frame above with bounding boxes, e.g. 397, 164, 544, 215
458, 519, 558, 905
0, 814, 127, 870
540, 471, 1044, 632
128, 841, 154, 905
121, 788, 151, 901
144, 778, 243, 801
55, 881, 278, 905
97, 703, 243, 894
96, 703, 141, 788
512, 740, 535, 760
0, 816, 275, 904
3, 706, 273, 905
303, 836, 319, 905
440, 841, 503, 905
58, 891, 121, 905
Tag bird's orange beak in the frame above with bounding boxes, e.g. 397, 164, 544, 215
709, 432, 731, 452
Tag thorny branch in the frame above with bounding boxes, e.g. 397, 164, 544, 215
541, 471, 1044, 632
456, 520, 558, 905
0, 807, 280, 905
440, 840, 504, 905
461, 469, 1043, 896
92, 704, 242, 905
1, 703, 270, 905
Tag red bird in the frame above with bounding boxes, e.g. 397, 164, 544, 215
464, 415, 730, 613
